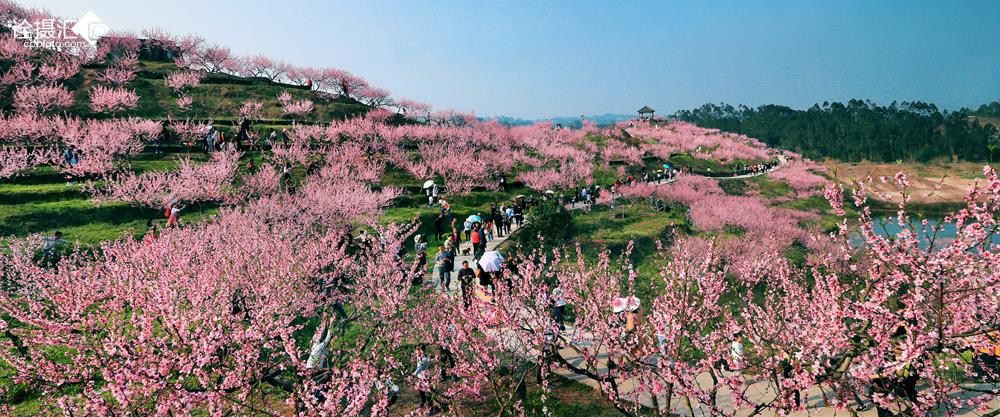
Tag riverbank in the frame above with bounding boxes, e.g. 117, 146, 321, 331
824, 160, 988, 209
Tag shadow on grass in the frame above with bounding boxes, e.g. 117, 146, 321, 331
0, 203, 161, 237
0, 188, 87, 205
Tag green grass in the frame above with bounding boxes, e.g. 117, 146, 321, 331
0, 150, 233, 246
752, 175, 792, 198
559, 201, 688, 299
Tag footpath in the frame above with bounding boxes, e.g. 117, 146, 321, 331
421, 156, 999, 416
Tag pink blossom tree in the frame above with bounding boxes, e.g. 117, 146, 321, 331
89, 85, 140, 114
277, 91, 314, 119
12, 84, 74, 114
238, 100, 264, 120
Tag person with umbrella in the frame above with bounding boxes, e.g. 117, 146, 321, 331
476, 264, 493, 294
423, 180, 436, 207
477, 251, 503, 295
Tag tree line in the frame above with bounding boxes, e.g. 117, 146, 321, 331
673, 100, 1000, 162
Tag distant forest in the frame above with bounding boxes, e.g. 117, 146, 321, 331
673, 100, 1000, 162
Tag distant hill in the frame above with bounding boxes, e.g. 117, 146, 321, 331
487, 113, 633, 128
970, 101, 1000, 130
673, 100, 1000, 163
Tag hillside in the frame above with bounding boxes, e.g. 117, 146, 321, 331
0, 59, 372, 126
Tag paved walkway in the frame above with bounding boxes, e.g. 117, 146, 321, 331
418, 155, 999, 416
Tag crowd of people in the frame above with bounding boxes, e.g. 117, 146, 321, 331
189, 118, 292, 153
422, 199, 529, 306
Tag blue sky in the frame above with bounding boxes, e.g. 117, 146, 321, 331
25, 0, 1000, 118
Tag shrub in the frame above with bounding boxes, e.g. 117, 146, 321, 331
516, 199, 575, 249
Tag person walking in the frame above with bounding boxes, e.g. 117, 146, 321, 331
433, 213, 444, 241
470, 224, 483, 260
463, 218, 473, 242
437, 246, 453, 291
204, 127, 215, 153
414, 240, 427, 285
412, 346, 437, 415
167, 203, 184, 228
475, 224, 487, 260
457, 261, 475, 306
476, 264, 494, 294
449, 218, 461, 246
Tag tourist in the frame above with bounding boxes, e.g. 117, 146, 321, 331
167, 203, 184, 228
476, 264, 494, 294
470, 223, 482, 253
729, 332, 744, 372
463, 217, 473, 241
144, 221, 159, 246
42, 230, 67, 264
435, 246, 451, 291
457, 261, 475, 305
610, 296, 643, 366
411, 346, 437, 415
267, 129, 277, 148
204, 126, 214, 153
778, 353, 801, 409
433, 213, 444, 241
63, 146, 75, 166
305, 312, 335, 369
414, 238, 427, 285
450, 218, 461, 246
551, 285, 567, 331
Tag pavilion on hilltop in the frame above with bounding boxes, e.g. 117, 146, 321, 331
637, 106, 655, 120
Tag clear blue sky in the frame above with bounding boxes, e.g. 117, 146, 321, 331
25, 0, 1000, 119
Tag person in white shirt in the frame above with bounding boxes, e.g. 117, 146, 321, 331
551, 286, 567, 331
729, 331, 744, 372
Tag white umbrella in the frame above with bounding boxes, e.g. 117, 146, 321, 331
422, 180, 435, 189
478, 251, 504, 272
544, 190, 555, 195
466, 214, 482, 223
